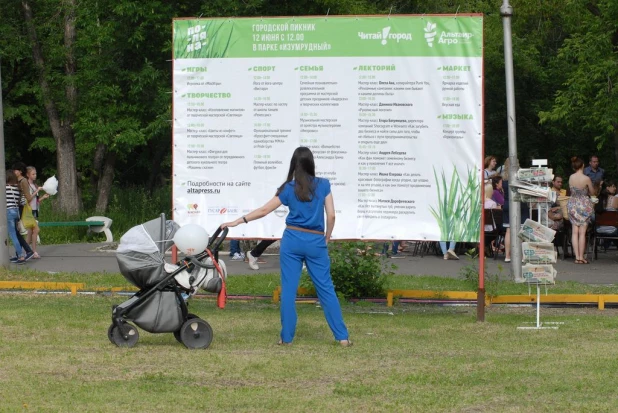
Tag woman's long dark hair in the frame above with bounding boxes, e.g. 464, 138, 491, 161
598, 180, 616, 212
276, 147, 316, 201
491, 175, 502, 191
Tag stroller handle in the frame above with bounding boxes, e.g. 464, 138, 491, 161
207, 226, 229, 252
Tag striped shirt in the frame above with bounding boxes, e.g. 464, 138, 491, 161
6, 185, 21, 209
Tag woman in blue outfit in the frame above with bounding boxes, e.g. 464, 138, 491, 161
221, 147, 351, 346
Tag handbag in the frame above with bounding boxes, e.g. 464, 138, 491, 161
17, 220, 27, 235
22, 203, 37, 229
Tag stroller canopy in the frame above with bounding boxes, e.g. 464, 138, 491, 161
117, 215, 180, 289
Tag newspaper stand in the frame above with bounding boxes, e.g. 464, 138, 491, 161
513, 160, 560, 330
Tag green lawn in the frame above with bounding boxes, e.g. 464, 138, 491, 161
1, 294, 618, 412
4, 267, 618, 297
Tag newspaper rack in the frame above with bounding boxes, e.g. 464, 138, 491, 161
514, 160, 560, 330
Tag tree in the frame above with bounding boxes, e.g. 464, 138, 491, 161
72, 0, 178, 212
540, 0, 618, 173
21, 0, 81, 214
3, 0, 616, 213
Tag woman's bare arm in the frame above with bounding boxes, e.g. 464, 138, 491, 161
221, 196, 282, 228
585, 177, 595, 195
324, 193, 335, 243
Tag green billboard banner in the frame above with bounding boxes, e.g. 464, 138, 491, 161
173, 16, 483, 59
172, 15, 483, 241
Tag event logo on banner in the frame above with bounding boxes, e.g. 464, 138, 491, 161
172, 15, 484, 242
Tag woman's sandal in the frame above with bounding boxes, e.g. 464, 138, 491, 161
277, 340, 292, 346
581, 258, 589, 264
574, 259, 584, 264
339, 339, 353, 347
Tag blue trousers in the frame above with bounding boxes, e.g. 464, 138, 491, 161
279, 229, 349, 343
440, 241, 456, 255
229, 240, 241, 256
7, 208, 23, 257
382, 241, 400, 254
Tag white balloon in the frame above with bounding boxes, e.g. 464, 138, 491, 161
173, 224, 209, 255
41, 175, 59, 195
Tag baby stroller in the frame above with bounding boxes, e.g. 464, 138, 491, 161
109, 213, 228, 349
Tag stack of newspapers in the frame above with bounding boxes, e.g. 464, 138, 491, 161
518, 219, 556, 243
517, 219, 557, 284
510, 180, 557, 204
522, 242, 557, 264
517, 167, 553, 182
521, 264, 558, 284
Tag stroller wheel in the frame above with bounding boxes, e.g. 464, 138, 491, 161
110, 323, 139, 348
107, 324, 115, 344
179, 318, 213, 349
173, 313, 198, 344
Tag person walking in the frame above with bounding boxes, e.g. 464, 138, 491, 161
439, 241, 458, 260
228, 239, 245, 261
6, 171, 26, 264
246, 239, 275, 270
567, 156, 595, 264
10, 162, 35, 261
26, 166, 49, 258
221, 147, 351, 346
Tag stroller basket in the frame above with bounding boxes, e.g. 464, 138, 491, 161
126, 289, 183, 333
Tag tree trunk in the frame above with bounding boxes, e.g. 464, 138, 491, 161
147, 143, 168, 193
95, 152, 116, 214
91, 143, 107, 192
21, 0, 81, 215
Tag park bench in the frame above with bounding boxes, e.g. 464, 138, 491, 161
37, 216, 113, 242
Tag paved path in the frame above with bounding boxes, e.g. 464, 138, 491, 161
14, 242, 618, 285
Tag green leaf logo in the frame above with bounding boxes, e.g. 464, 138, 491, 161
424, 21, 437, 48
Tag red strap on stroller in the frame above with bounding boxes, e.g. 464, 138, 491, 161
205, 249, 226, 309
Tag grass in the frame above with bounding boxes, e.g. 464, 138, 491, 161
1, 294, 618, 411
4, 266, 618, 297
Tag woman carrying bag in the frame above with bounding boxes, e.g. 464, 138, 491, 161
11, 162, 35, 261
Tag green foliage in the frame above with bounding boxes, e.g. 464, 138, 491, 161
299, 268, 316, 295
458, 248, 508, 298
430, 166, 481, 242
326, 242, 395, 299
539, 0, 618, 152
39, 185, 171, 244
2, 0, 618, 206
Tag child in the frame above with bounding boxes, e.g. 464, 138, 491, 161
25, 166, 48, 258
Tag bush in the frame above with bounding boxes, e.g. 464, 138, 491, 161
326, 241, 396, 299
459, 248, 507, 297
